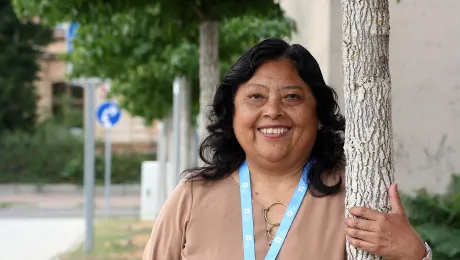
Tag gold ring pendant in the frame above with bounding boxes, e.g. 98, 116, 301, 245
264, 202, 288, 239
266, 224, 279, 239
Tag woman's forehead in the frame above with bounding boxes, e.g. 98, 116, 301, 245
246, 60, 304, 84
253, 59, 298, 75
243, 83, 305, 91
242, 74, 308, 91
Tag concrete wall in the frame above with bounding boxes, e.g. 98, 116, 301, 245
281, 0, 460, 193
279, 0, 333, 83
389, 0, 460, 193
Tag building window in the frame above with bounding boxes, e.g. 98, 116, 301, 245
51, 82, 84, 128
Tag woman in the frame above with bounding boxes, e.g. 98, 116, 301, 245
143, 38, 431, 259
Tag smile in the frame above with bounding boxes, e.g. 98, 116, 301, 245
257, 127, 291, 138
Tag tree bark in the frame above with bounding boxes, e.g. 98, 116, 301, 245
198, 20, 220, 164
341, 1, 394, 259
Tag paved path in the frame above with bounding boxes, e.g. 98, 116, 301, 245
0, 194, 140, 218
0, 206, 139, 218
0, 218, 84, 260
0, 194, 140, 208
0, 194, 141, 259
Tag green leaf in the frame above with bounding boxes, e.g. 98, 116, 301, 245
13, 0, 295, 122
404, 174, 460, 259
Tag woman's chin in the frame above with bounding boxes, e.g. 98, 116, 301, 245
257, 151, 288, 163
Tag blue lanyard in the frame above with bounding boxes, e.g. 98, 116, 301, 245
239, 161, 312, 260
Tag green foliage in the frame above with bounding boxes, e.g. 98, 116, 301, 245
403, 174, 460, 259
0, 0, 53, 133
13, 0, 284, 26
65, 5, 193, 121
67, 9, 295, 121
12, 0, 294, 122
0, 120, 84, 183
61, 151, 153, 185
0, 120, 153, 184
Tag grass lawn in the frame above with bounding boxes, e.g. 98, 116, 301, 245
58, 216, 154, 260
0, 202, 32, 208
0, 202, 13, 208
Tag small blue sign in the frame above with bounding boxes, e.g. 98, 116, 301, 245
96, 101, 121, 129
67, 22, 80, 53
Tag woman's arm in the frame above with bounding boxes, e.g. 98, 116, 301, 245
143, 181, 193, 260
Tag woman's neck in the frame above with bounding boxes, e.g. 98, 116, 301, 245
245, 159, 307, 194
247, 162, 302, 184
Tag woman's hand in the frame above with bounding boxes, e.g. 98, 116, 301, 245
344, 184, 426, 260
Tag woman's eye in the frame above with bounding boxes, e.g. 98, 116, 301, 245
249, 93, 263, 99
285, 94, 300, 99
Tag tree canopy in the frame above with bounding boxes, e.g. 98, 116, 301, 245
12, 0, 284, 25
73, 10, 295, 121
13, 2, 296, 122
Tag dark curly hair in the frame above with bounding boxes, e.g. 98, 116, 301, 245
184, 38, 345, 197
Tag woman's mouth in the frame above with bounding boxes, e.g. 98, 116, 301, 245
257, 127, 291, 138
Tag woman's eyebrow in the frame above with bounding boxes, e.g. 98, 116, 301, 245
281, 85, 303, 90
245, 83, 268, 90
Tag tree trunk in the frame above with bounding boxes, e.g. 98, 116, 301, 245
341, 1, 394, 259
198, 20, 220, 164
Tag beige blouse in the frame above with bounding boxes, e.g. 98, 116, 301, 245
143, 174, 346, 260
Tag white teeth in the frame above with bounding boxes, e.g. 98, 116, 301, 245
259, 128, 289, 135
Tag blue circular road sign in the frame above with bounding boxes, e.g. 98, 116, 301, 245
96, 101, 121, 129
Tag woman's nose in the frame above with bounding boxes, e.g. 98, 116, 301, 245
263, 96, 284, 119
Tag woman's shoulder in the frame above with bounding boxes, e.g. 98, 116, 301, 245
184, 174, 238, 194
171, 174, 238, 204
155, 176, 236, 224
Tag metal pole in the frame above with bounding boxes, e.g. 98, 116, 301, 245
104, 128, 112, 217
172, 78, 181, 185
83, 83, 95, 252
157, 121, 166, 203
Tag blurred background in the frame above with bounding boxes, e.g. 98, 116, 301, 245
0, 0, 459, 259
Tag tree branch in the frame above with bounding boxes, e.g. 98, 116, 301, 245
189, 3, 207, 21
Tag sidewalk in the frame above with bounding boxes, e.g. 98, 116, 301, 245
0, 194, 142, 259
0, 194, 140, 210
0, 218, 84, 260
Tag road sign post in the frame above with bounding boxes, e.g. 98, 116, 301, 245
96, 101, 122, 217
104, 128, 111, 216
71, 77, 102, 253
83, 82, 95, 251
67, 22, 97, 253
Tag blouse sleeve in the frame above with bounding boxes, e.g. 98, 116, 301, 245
142, 180, 193, 260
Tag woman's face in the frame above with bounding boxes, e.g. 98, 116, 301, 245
233, 58, 318, 166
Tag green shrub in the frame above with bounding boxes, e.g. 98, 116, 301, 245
61, 151, 153, 185
0, 121, 83, 183
0, 121, 154, 184
403, 174, 460, 260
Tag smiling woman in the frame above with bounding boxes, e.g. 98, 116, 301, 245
188, 39, 346, 197
233, 59, 319, 175
142, 38, 429, 260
